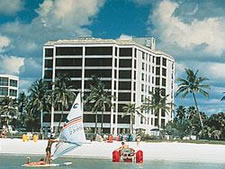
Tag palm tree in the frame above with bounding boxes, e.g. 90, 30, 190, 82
18, 92, 28, 127
175, 105, 186, 123
85, 76, 113, 133
141, 89, 172, 128
122, 103, 137, 134
0, 96, 18, 133
28, 79, 49, 132
53, 75, 75, 132
176, 68, 210, 129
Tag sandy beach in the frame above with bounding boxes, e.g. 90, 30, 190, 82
1, 138, 225, 164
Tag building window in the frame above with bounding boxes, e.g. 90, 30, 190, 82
162, 68, 167, 77
85, 69, 112, 78
119, 81, 131, 90
115, 47, 118, 56
134, 60, 136, 69
142, 63, 145, 70
142, 52, 145, 60
9, 89, 17, 97
163, 58, 167, 66
133, 82, 136, 91
161, 119, 165, 127
119, 70, 132, 79
0, 77, 8, 86
156, 67, 160, 75
0, 87, 8, 95
162, 88, 166, 96
156, 77, 160, 85
134, 71, 136, 80
142, 73, 144, 81
118, 93, 131, 101
152, 77, 154, 84
115, 59, 117, 67
153, 56, 155, 63
141, 95, 144, 102
161, 109, 165, 117
114, 70, 117, 78
56, 47, 82, 56
10, 80, 17, 87
162, 78, 166, 87
56, 70, 82, 78
114, 81, 117, 90
119, 59, 132, 68
134, 48, 137, 58
152, 66, 154, 73
85, 58, 112, 66
119, 48, 132, 57
118, 104, 126, 112
44, 70, 52, 79
56, 58, 82, 66
45, 59, 53, 68
133, 93, 136, 102
156, 57, 160, 65
141, 84, 144, 91
45, 48, 53, 57
85, 47, 112, 55
149, 54, 151, 62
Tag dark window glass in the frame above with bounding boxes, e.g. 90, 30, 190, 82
67, 81, 81, 89
119, 48, 132, 57
134, 71, 136, 80
162, 68, 167, 77
55, 69, 82, 78
118, 115, 130, 124
0, 87, 8, 95
142, 52, 145, 59
134, 49, 137, 58
45, 48, 53, 57
56, 47, 82, 56
83, 114, 95, 123
161, 109, 165, 117
115, 47, 118, 56
163, 58, 167, 66
45, 59, 53, 68
161, 119, 165, 127
115, 59, 117, 67
119, 70, 131, 79
162, 78, 166, 87
118, 93, 131, 101
43, 114, 51, 122
85, 58, 112, 66
134, 60, 136, 68
156, 77, 160, 85
119, 81, 131, 90
9, 89, 17, 97
56, 58, 82, 66
133, 82, 136, 91
10, 80, 17, 87
114, 81, 117, 90
162, 88, 166, 96
133, 93, 135, 102
114, 70, 117, 78
156, 57, 160, 65
54, 114, 67, 122
0, 77, 8, 86
156, 67, 160, 75
84, 80, 111, 89
155, 118, 158, 126
152, 66, 154, 73
119, 59, 132, 68
44, 70, 52, 79
85, 69, 112, 78
118, 104, 126, 112
85, 47, 112, 55
153, 56, 155, 63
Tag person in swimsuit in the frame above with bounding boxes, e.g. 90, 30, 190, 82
45, 137, 58, 164
26, 157, 46, 165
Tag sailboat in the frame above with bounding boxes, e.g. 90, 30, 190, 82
22, 93, 86, 167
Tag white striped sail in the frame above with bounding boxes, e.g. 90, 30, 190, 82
52, 93, 86, 160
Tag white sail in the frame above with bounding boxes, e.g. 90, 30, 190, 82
52, 93, 86, 160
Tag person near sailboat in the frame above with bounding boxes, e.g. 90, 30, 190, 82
45, 137, 58, 164
22, 93, 86, 167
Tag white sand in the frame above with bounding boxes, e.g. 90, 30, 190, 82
1, 138, 225, 163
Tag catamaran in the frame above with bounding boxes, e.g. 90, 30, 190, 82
23, 93, 86, 167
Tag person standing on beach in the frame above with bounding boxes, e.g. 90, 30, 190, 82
45, 137, 58, 164
136, 135, 141, 146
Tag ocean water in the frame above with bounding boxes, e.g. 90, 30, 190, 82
0, 155, 225, 169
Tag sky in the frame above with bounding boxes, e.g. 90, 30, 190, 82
0, 0, 225, 115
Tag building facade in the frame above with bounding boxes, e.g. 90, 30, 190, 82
42, 37, 175, 134
0, 74, 19, 100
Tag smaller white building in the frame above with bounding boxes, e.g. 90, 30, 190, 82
0, 74, 19, 100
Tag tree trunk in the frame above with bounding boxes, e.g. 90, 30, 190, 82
57, 103, 64, 133
130, 112, 133, 134
95, 111, 98, 134
192, 93, 204, 129
101, 105, 105, 132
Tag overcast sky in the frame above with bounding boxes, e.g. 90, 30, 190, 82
0, 0, 225, 115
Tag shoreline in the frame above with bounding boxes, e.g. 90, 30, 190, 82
1, 138, 225, 164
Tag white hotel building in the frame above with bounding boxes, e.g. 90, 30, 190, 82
42, 37, 175, 134
0, 74, 19, 100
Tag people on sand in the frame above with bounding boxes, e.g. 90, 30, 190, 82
136, 135, 141, 146
117, 142, 135, 156
45, 137, 58, 164
26, 157, 46, 165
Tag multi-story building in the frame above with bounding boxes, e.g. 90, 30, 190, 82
0, 74, 19, 101
42, 37, 175, 134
